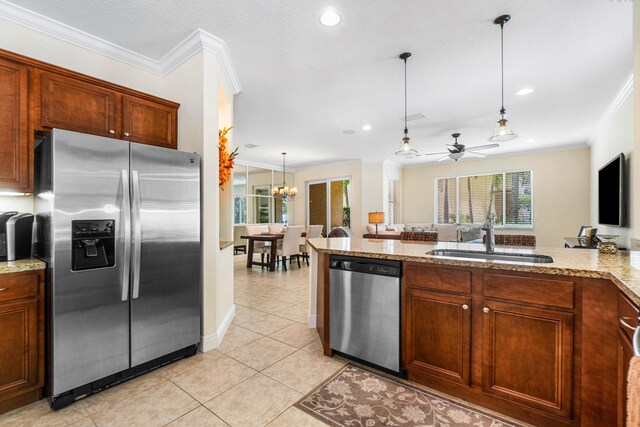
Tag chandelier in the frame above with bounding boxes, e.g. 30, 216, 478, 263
272, 152, 297, 201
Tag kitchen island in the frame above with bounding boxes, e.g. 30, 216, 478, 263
308, 238, 640, 427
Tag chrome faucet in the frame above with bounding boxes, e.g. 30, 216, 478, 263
482, 217, 495, 254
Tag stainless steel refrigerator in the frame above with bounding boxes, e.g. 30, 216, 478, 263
35, 129, 201, 409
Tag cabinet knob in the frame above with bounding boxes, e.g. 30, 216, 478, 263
462, 304, 469, 310
483, 307, 490, 313
108, 130, 115, 134
124, 132, 130, 137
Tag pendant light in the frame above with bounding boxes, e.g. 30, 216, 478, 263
271, 152, 297, 201
395, 52, 418, 157
488, 15, 518, 142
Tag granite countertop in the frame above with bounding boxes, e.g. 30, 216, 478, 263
220, 241, 234, 250
308, 237, 640, 306
0, 258, 47, 275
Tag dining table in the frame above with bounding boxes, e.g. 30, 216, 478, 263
241, 233, 282, 271
241, 231, 307, 272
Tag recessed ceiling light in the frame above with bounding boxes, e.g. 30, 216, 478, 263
516, 88, 534, 96
320, 9, 341, 27
526, 138, 535, 143
342, 129, 356, 135
243, 143, 259, 149
362, 124, 372, 131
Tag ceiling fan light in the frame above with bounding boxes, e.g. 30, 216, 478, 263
395, 137, 418, 157
450, 152, 464, 161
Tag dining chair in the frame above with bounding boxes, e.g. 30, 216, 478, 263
275, 226, 304, 271
300, 224, 323, 266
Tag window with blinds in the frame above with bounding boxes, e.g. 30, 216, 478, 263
435, 171, 532, 227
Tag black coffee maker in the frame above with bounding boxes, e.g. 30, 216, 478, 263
6, 213, 34, 261
0, 211, 18, 261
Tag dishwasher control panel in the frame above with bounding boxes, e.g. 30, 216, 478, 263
329, 255, 401, 278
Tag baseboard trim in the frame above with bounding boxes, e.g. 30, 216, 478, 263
308, 314, 318, 328
199, 304, 236, 352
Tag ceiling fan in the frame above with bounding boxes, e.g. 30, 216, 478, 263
416, 133, 499, 162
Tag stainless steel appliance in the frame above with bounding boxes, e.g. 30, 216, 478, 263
35, 129, 201, 409
6, 212, 34, 261
0, 211, 18, 261
329, 255, 402, 375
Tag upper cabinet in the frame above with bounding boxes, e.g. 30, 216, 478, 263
0, 57, 29, 193
41, 72, 117, 138
122, 95, 177, 149
0, 49, 180, 193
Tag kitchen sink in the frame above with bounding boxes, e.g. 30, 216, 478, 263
427, 249, 554, 264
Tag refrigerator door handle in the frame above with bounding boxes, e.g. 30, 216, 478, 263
121, 169, 131, 302
132, 170, 142, 299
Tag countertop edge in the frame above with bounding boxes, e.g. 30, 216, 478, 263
0, 259, 47, 275
220, 241, 234, 251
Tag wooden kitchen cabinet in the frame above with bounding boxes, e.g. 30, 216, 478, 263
404, 287, 471, 386
0, 270, 45, 415
0, 48, 181, 194
0, 57, 30, 192
41, 71, 118, 138
122, 95, 177, 149
482, 299, 574, 419
617, 292, 639, 426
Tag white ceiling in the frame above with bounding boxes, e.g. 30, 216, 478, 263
9, 0, 632, 168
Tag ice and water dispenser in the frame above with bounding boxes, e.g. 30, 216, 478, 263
71, 220, 115, 270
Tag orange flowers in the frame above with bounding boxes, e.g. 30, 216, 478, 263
218, 126, 238, 189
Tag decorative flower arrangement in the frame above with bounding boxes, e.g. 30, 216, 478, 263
218, 126, 238, 189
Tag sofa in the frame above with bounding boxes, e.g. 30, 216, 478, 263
363, 223, 486, 243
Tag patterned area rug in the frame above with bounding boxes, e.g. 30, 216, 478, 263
296, 365, 525, 426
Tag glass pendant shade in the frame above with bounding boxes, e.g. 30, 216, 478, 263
395, 136, 418, 157
489, 111, 518, 142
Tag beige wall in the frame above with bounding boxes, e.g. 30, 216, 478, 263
402, 148, 591, 247
590, 95, 634, 247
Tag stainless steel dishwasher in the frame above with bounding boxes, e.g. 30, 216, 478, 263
329, 255, 402, 375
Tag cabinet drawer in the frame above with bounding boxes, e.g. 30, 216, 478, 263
404, 263, 471, 294
483, 273, 574, 309
0, 272, 39, 303
618, 292, 639, 342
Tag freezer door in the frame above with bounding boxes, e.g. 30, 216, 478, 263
130, 144, 201, 366
50, 129, 131, 395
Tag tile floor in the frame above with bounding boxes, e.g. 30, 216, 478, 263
0, 255, 336, 427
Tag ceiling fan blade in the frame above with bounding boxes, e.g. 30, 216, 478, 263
466, 143, 500, 151
465, 151, 487, 157
415, 151, 449, 157
437, 155, 451, 162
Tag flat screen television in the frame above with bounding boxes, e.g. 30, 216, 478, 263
598, 153, 625, 226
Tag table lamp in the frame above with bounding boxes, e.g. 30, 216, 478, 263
368, 212, 385, 237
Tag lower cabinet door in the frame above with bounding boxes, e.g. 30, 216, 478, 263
618, 329, 634, 426
404, 287, 471, 386
482, 299, 573, 419
0, 298, 39, 397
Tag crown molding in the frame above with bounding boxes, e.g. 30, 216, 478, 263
0, 0, 241, 93
159, 29, 241, 94
588, 72, 633, 145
